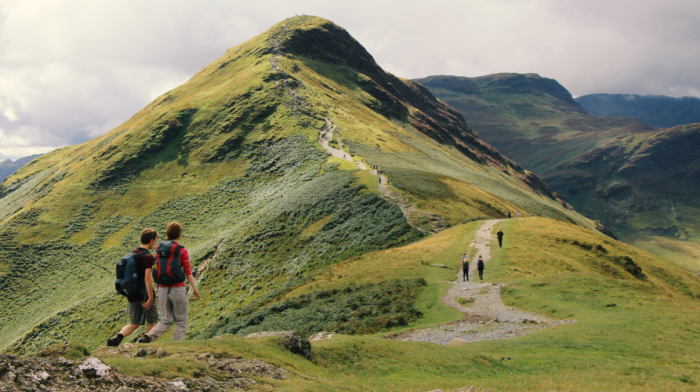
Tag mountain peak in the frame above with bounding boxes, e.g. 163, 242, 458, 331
274, 16, 381, 77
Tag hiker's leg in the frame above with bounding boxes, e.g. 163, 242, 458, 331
118, 324, 140, 338
147, 287, 173, 341
144, 296, 159, 334
170, 287, 190, 341
466, 269, 469, 281
120, 301, 146, 337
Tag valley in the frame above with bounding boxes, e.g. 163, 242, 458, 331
419, 74, 700, 273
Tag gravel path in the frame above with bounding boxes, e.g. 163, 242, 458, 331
319, 118, 448, 233
388, 219, 575, 346
319, 118, 366, 169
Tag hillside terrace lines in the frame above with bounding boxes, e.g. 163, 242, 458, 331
388, 219, 574, 345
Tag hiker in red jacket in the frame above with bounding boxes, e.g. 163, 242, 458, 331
139, 222, 199, 343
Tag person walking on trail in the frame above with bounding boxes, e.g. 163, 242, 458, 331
497, 229, 504, 248
461, 253, 469, 282
516, 211, 520, 217
477, 255, 485, 280
107, 229, 159, 347
139, 222, 199, 343
507, 211, 512, 218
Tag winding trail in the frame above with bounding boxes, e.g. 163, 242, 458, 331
319, 118, 366, 169
388, 219, 574, 346
319, 118, 446, 234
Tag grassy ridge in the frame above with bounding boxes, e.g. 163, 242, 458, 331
96, 217, 700, 391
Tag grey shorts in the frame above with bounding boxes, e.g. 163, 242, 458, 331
127, 299, 159, 325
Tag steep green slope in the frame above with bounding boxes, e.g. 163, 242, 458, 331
0, 17, 591, 353
419, 74, 700, 246
577, 93, 700, 128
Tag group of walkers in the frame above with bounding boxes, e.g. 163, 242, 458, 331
507, 210, 520, 218
460, 228, 505, 282
372, 165, 388, 185
108, 222, 199, 347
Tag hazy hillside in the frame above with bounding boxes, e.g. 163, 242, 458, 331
419, 74, 700, 256
0, 17, 590, 354
577, 93, 700, 128
0, 154, 42, 181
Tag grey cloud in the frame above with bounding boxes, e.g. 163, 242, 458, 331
0, 0, 698, 159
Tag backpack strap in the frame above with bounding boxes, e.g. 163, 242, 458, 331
166, 242, 180, 277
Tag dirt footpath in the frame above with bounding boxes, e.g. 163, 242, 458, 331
387, 219, 574, 346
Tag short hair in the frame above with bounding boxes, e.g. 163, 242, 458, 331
141, 228, 158, 244
166, 221, 182, 240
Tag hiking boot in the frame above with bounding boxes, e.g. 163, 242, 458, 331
137, 335, 151, 343
107, 334, 123, 347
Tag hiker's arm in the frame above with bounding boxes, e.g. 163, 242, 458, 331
187, 274, 199, 300
143, 268, 154, 309
143, 268, 156, 310
180, 248, 199, 300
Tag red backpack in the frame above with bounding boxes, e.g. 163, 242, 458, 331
152, 241, 186, 285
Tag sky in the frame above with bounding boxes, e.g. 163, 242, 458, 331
1, 0, 699, 160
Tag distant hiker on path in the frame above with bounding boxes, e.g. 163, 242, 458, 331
507, 211, 512, 218
461, 253, 469, 282
108, 229, 159, 347
477, 255, 485, 280
497, 229, 504, 248
139, 222, 199, 343
516, 211, 520, 217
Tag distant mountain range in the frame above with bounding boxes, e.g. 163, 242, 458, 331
0, 154, 42, 181
576, 93, 700, 128
419, 74, 700, 243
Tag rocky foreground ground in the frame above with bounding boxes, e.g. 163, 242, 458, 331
0, 351, 282, 391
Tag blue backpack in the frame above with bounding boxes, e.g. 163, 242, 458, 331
115, 252, 146, 297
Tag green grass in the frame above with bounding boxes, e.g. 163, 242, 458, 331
87, 217, 700, 391
626, 235, 700, 275
200, 279, 427, 338
326, 157, 357, 171
457, 297, 475, 306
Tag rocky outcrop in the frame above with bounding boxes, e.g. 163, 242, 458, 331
0, 354, 257, 392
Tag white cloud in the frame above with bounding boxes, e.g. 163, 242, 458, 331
0, 0, 698, 160
3, 107, 18, 122
0, 125, 66, 159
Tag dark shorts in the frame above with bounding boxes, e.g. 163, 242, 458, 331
127, 300, 159, 325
